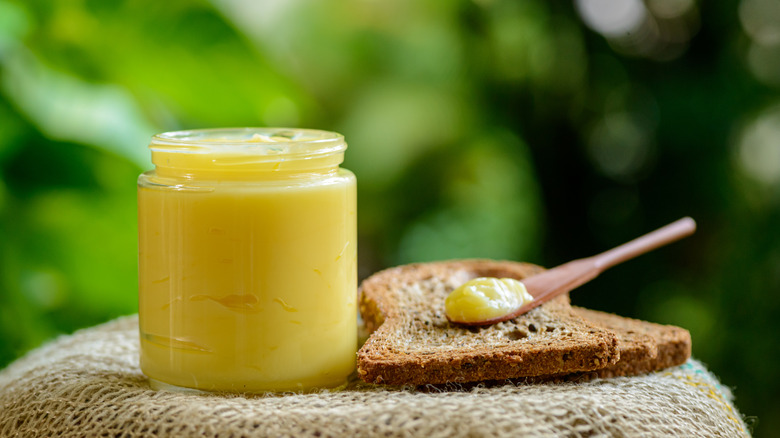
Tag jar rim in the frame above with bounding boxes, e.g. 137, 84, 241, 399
150, 128, 346, 155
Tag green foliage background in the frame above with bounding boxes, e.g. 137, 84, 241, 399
1, 0, 778, 435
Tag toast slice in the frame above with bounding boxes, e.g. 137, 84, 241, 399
569, 307, 691, 379
426, 307, 691, 387
357, 259, 621, 385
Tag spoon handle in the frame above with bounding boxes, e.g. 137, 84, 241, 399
592, 217, 696, 272
453, 217, 697, 326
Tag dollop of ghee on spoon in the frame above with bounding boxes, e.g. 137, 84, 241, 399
444, 277, 534, 324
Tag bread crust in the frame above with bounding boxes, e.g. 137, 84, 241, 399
571, 307, 691, 378
357, 259, 621, 385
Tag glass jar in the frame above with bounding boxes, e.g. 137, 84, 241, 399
137, 128, 357, 392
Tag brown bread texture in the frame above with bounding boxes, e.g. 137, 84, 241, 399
570, 307, 691, 379
357, 259, 621, 385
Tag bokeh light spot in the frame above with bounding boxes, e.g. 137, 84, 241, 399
575, 0, 647, 37
737, 106, 780, 187
739, 0, 780, 45
747, 41, 780, 88
587, 112, 653, 181
647, 0, 695, 19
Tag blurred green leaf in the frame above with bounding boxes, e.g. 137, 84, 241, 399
21, 189, 137, 315
341, 81, 467, 189
397, 131, 542, 263
2, 48, 155, 167
0, 0, 31, 55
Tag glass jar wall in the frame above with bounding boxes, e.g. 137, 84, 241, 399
137, 128, 357, 392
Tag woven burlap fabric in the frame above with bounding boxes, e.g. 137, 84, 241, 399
0, 316, 749, 437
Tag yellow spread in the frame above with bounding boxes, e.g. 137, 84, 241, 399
138, 129, 357, 392
445, 277, 533, 323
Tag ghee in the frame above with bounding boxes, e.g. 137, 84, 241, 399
444, 277, 533, 324
137, 128, 357, 392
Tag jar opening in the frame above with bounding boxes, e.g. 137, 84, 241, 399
151, 128, 346, 156
149, 128, 347, 180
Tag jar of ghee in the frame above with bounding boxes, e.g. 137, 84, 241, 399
137, 128, 357, 392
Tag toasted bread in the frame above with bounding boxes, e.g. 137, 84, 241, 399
429, 307, 691, 387
357, 259, 621, 385
570, 307, 691, 379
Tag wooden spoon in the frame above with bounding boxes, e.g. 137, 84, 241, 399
454, 217, 697, 326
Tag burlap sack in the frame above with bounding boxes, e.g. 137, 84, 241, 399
0, 315, 749, 437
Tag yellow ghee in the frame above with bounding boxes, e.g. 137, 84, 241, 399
444, 277, 533, 323
137, 128, 357, 392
